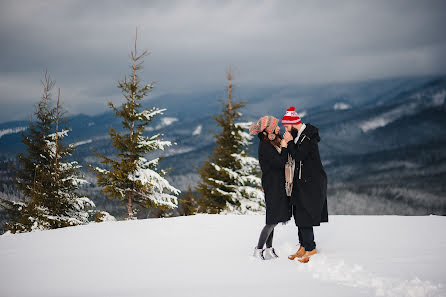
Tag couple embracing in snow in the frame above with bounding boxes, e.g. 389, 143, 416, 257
249, 107, 328, 263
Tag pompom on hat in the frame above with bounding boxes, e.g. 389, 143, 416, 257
249, 116, 279, 141
281, 106, 302, 125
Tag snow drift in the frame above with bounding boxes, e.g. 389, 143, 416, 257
0, 215, 445, 297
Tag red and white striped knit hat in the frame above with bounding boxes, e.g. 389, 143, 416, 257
281, 106, 302, 125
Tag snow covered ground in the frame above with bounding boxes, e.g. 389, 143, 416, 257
0, 214, 445, 297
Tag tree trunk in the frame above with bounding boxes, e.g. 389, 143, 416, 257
128, 28, 137, 220
127, 192, 133, 219
54, 88, 60, 180
226, 66, 233, 125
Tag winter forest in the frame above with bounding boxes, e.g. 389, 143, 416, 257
1, 1, 445, 296
0, 30, 268, 232
2, 28, 445, 232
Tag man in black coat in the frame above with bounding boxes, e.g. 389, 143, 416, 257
281, 106, 328, 263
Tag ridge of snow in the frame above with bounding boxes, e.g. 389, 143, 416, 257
359, 100, 421, 133
432, 90, 446, 106
334, 102, 351, 110
72, 139, 93, 147
0, 126, 27, 138
192, 125, 202, 135
146, 117, 178, 131
160, 117, 178, 126
360, 90, 446, 133
162, 146, 195, 157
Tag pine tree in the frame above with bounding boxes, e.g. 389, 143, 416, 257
0, 70, 94, 233
42, 90, 95, 227
89, 28, 180, 219
196, 66, 264, 214
223, 121, 265, 214
178, 186, 197, 216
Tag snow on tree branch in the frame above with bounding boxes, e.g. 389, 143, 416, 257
137, 134, 173, 151
135, 108, 166, 121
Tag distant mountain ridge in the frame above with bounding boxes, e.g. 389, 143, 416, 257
1, 75, 445, 219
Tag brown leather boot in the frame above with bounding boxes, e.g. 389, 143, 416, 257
288, 245, 305, 260
298, 248, 317, 263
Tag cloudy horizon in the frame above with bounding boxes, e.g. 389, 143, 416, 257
1, 0, 445, 122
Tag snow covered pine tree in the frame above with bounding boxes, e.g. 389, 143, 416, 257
90, 29, 180, 219
0, 70, 94, 233
197, 67, 264, 214
225, 121, 265, 214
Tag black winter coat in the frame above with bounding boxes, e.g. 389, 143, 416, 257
258, 140, 292, 224
286, 124, 328, 227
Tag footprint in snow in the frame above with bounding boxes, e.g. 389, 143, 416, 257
296, 254, 444, 297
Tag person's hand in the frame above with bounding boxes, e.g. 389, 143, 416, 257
283, 131, 293, 142
280, 139, 288, 148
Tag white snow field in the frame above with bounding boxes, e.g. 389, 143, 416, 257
0, 214, 445, 297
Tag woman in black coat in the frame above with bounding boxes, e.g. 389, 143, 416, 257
249, 116, 291, 260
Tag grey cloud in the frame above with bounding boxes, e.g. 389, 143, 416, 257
0, 0, 445, 122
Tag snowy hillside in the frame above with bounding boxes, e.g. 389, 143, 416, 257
1, 76, 445, 223
0, 215, 445, 297
2, 76, 446, 222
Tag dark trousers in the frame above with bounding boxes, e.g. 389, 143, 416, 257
298, 226, 316, 251
292, 202, 316, 251
257, 224, 277, 249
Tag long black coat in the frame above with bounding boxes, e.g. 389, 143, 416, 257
286, 124, 328, 227
258, 140, 292, 224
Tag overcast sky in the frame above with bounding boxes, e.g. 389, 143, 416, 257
1, 0, 445, 122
